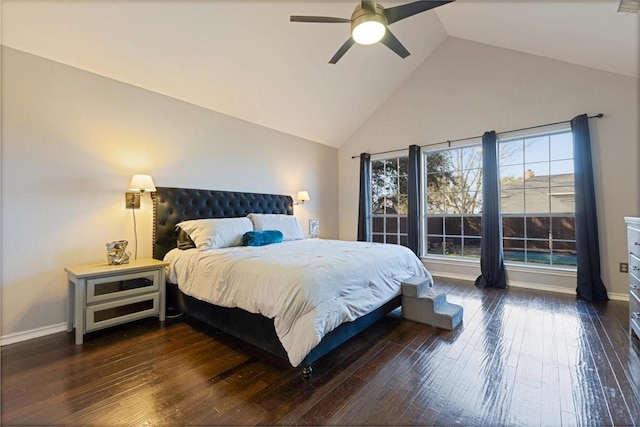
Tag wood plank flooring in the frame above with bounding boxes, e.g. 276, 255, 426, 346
2, 278, 639, 426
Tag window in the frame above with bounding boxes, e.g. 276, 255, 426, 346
370, 127, 576, 269
499, 130, 576, 266
371, 156, 408, 246
423, 145, 483, 258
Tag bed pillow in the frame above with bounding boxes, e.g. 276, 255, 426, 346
176, 228, 196, 250
176, 217, 253, 250
242, 230, 284, 247
247, 213, 305, 241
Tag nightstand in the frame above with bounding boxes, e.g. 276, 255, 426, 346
65, 258, 169, 345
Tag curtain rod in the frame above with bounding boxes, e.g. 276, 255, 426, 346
350, 113, 604, 159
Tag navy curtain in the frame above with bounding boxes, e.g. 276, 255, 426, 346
407, 145, 421, 256
572, 114, 608, 301
357, 153, 371, 242
475, 131, 507, 289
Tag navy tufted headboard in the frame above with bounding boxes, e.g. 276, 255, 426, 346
152, 187, 294, 260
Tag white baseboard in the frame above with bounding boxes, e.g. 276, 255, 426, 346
0, 322, 67, 346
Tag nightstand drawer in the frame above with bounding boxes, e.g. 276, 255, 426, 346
86, 270, 160, 304
86, 293, 159, 332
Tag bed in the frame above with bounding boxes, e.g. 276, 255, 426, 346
153, 186, 430, 377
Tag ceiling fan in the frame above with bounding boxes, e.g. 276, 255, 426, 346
290, 0, 454, 64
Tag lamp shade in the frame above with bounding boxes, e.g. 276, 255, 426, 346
128, 174, 156, 192
296, 190, 310, 203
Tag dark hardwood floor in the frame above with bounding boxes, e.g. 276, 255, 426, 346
2, 278, 639, 426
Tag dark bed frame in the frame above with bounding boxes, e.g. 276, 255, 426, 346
152, 186, 400, 377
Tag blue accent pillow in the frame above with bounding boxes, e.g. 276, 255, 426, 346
242, 230, 284, 246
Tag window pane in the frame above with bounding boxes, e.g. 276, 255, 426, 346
550, 187, 574, 213
426, 191, 445, 214
426, 153, 448, 174
500, 139, 524, 166
550, 159, 573, 176
504, 239, 525, 262
500, 189, 524, 213
399, 235, 408, 247
550, 132, 573, 160
503, 216, 524, 238
399, 216, 407, 234
398, 157, 408, 176
386, 234, 398, 244
463, 237, 481, 258
524, 188, 549, 213
386, 217, 398, 234
500, 165, 524, 186
527, 240, 550, 264
427, 236, 444, 255
372, 234, 384, 243
446, 237, 462, 256
504, 239, 525, 250
445, 217, 462, 236
552, 241, 576, 266
526, 216, 550, 239
427, 216, 444, 234
552, 216, 575, 240
464, 216, 482, 236
527, 239, 549, 250
372, 216, 384, 233
372, 197, 385, 214
398, 176, 408, 215
524, 163, 549, 188
524, 136, 549, 163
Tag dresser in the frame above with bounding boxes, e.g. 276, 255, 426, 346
625, 217, 640, 339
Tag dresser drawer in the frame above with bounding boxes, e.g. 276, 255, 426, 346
628, 224, 640, 258
86, 270, 160, 304
630, 252, 640, 283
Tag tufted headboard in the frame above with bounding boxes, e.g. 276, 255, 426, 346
152, 187, 294, 260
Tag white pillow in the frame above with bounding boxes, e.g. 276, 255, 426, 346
247, 214, 304, 241
177, 217, 253, 250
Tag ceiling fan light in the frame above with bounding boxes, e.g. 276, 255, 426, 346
352, 20, 386, 45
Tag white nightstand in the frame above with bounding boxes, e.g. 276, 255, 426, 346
65, 258, 169, 345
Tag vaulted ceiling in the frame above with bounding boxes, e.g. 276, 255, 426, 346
2, 0, 638, 148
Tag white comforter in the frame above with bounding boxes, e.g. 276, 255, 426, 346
165, 239, 430, 366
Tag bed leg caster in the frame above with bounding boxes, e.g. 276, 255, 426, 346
401, 276, 463, 331
302, 365, 313, 380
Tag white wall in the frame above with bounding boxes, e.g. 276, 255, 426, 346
1, 47, 338, 339
339, 37, 639, 297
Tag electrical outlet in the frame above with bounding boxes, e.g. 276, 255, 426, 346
620, 262, 629, 273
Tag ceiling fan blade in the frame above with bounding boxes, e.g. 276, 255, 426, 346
384, 0, 454, 25
329, 37, 356, 64
290, 16, 351, 23
380, 29, 410, 59
361, 1, 377, 12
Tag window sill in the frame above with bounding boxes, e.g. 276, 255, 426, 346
420, 255, 577, 296
420, 254, 576, 275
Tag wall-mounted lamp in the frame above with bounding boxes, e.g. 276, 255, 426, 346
125, 174, 156, 209
294, 190, 310, 205
125, 174, 156, 260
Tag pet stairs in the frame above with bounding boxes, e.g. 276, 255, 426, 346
401, 276, 463, 331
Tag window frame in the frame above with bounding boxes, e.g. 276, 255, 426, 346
420, 139, 484, 260
498, 126, 577, 268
